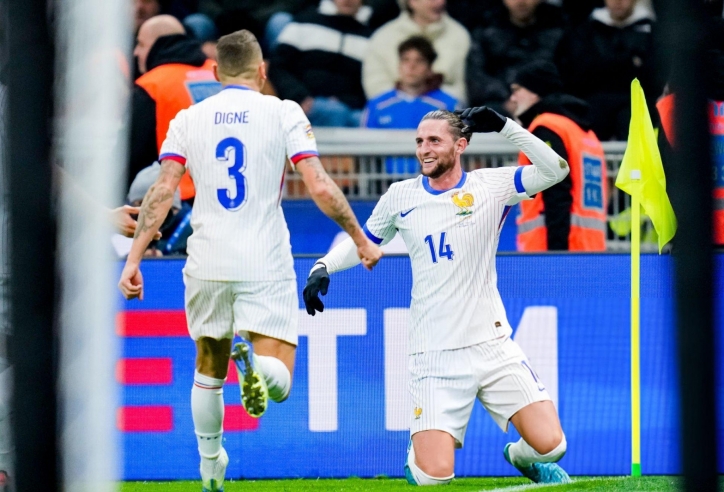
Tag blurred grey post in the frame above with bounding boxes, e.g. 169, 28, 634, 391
653, 0, 718, 490
54, 0, 130, 489
6, 0, 57, 491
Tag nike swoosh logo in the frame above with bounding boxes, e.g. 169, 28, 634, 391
400, 208, 416, 217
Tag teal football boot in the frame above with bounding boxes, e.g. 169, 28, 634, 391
504, 443, 571, 484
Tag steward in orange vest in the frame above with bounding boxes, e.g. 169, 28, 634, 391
657, 94, 724, 246
131, 33, 221, 200
510, 61, 607, 251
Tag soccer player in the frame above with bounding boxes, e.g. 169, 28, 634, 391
118, 30, 383, 492
303, 107, 572, 485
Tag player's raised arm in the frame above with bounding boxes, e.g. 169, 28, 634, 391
118, 159, 185, 300
296, 156, 382, 270
458, 106, 569, 200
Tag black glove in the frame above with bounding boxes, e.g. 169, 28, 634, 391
303, 263, 330, 316
455, 106, 507, 133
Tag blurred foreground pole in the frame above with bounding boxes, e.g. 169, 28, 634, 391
654, 0, 718, 490
6, 0, 58, 491
55, 0, 130, 489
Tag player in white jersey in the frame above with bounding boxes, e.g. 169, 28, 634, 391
118, 30, 382, 492
304, 107, 573, 485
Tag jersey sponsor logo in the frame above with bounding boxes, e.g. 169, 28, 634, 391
400, 207, 417, 217
451, 191, 474, 217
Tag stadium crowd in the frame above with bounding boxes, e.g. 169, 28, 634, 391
127, 0, 724, 256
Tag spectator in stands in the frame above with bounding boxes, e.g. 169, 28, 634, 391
510, 61, 608, 252
466, 0, 565, 114
199, 0, 313, 43
363, 36, 456, 173
555, 0, 658, 140
363, 36, 457, 128
445, 0, 499, 33
135, 0, 162, 33
268, 0, 372, 127
363, 0, 470, 103
127, 162, 192, 256
131, 15, 221, 200
134, 0, 202, 34
559, 0, 603, 26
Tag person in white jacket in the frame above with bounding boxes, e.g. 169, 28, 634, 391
362, 0, 470, 104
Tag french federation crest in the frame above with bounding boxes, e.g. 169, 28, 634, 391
452, 191, 474, 217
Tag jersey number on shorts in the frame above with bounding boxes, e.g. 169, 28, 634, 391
215, 137, 247, 211
424, 232, 454, 263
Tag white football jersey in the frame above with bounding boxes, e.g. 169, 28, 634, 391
364, 167, 529, 354
159, 85, 318, 281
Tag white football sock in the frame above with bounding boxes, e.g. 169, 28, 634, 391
191, 371, 225, 461
508, 434, 567, 468
254, 355, 291, 402
406, 440, 454, 485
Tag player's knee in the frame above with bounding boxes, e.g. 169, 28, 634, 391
418, 460, 454, 481
406, 457, 453, 486
406, 440, 454, 485
531, 426, 564, 455
537, 433, 567, 462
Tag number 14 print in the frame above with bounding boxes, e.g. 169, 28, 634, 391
424, 232, 454, 263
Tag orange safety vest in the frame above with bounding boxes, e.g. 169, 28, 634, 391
657, 94, 724, 245
136, 59, 221, 200
517, 113, 608, 251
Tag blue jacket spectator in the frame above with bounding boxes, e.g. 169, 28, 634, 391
466, 0, 565, 114
363, 88, 456, 129
362, 36, 456, 173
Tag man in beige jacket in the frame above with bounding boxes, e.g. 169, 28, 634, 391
362, 0, 470, 104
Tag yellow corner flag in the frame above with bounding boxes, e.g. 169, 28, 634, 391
615, 79, 677, 252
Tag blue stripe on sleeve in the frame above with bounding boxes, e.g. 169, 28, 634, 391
514, 166, 525, 194
362, 224, 383, 245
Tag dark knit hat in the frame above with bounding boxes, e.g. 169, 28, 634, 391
513, 61, 564, 98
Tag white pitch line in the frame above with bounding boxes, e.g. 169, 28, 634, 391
484, 483, 557, 492
483, 477, 629, 492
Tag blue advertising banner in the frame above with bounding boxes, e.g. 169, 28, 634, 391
119, 254, 724, 480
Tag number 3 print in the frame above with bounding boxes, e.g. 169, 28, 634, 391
216, 137, 247, 210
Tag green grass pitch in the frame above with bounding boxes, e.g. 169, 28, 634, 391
121, 476, 695, 491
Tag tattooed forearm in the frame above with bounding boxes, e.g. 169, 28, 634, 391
326, 185, 357, 234
126, 159, 185, 264
133, 160, 184, 239
301, 158, 362, 240
133, 185, 174, 238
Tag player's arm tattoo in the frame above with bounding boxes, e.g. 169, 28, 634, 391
134, 161, 185, 238
301, 158, 362, 238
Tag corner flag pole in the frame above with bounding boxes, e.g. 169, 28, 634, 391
630, 170, 642, 477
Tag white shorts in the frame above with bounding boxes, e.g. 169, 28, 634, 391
409, 336, 550, 448
183, 275, 298, 346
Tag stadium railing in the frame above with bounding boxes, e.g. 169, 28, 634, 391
283, 128, 646, 252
